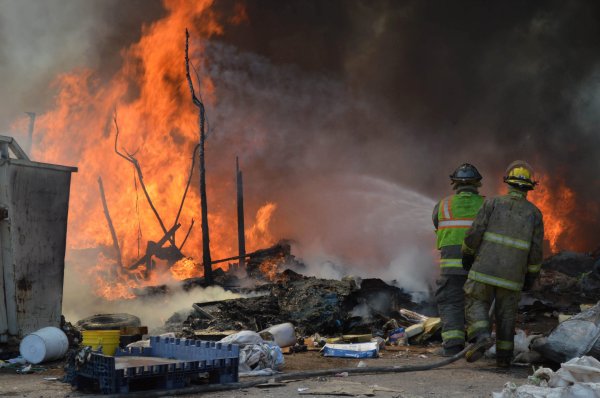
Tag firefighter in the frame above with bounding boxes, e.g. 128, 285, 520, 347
433, 163, 484, 356
462, 160, 544, 367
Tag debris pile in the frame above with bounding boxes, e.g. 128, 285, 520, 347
173, 273, 419, 338
535, 250, 600, 306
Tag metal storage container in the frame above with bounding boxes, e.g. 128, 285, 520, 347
0, 136, 77, 342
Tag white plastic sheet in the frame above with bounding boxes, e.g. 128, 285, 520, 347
220, 330, 284, 376
493, 356, 600, 398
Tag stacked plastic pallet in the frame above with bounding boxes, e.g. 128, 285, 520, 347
69, 336, 239, 394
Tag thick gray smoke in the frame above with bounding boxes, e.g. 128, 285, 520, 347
215, 0, 600, 251
2, 1, 599, 306
0, 0, 164, 129
197, 41, 439, 292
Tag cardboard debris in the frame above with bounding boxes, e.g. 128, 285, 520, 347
321, 342, 379, 358
405, 324, 424, 338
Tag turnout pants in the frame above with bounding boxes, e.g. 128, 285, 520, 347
464, 279, 521, 362
435, 275, 467, 348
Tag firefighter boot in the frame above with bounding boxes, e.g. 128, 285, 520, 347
465, 335, 494, 363
496, 357, 511, 368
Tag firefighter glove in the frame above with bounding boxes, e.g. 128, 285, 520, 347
462, 254, 475, 271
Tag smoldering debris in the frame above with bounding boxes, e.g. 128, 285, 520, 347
145, 242, 421, 338
163, 273, 418, 338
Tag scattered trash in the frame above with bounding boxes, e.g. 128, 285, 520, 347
532, 302, 600, 363
322, 342, 379, 358
371, 336, 385, 350
298, 387, 309, 392
335, 372, 349, 377
558, 314, 573, 323
238, 342, 284, 374
221, 330, 264, 345
405, 324, 424, 338
7, 356, 27, 365
16, 364, 32, 374
527, 367, 554, 386
19, 326, 69, 364
419, 354, 428, 359
260, 322, 296, 348
220, 330, 284, 375
357, 360, 367, 368
388, 327, 407, 346
493, 356, 600, 397
400, 309, 429, 324
43, 377, 59, 381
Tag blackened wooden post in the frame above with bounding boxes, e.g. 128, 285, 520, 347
185, 29, 213, 284
236, 156, 246, 269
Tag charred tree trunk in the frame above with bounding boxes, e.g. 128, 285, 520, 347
236, 157, 246, 269
185, 29, 213, 284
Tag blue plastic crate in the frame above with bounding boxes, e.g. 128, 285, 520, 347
69, 337, 239, 394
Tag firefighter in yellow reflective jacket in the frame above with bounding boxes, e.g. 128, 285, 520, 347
462, 160, 544, 367
433, 163, 484, 356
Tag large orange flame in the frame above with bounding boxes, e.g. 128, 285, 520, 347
529, 175, 576, 253
24, 1, 276, 300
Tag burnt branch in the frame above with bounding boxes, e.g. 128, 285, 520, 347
174, 144, 200, 228
178, 218, 195, 252
98, 176, 123, 273
113, 114, 177, 249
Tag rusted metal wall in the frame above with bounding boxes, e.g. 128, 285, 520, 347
0, 159, 76, 341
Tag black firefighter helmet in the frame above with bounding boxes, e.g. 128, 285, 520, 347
449, 163, 482, 185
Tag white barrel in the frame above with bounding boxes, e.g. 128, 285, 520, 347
19, 326, 68, 364
260, 323, 296, 347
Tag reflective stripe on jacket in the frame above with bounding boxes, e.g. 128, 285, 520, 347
435, 192, 484, 250
462, 189, 544, 291
433, 190, 484, 276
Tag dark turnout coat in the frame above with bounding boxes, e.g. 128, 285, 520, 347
462, 189, 544, 291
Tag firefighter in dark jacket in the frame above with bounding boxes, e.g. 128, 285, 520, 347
462, 160, 544, 367
433, 163, 484, 356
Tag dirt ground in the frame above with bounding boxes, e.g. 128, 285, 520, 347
0, 345, 531, 398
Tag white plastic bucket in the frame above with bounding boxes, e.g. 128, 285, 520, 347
19, 326, 68, 364
260, 323, 296, 348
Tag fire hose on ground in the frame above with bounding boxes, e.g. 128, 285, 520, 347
92, 342, 477, 398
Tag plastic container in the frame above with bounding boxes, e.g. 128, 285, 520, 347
19, 326, 69, 364
82, 330, 121, 356
259, 323, 296, 348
